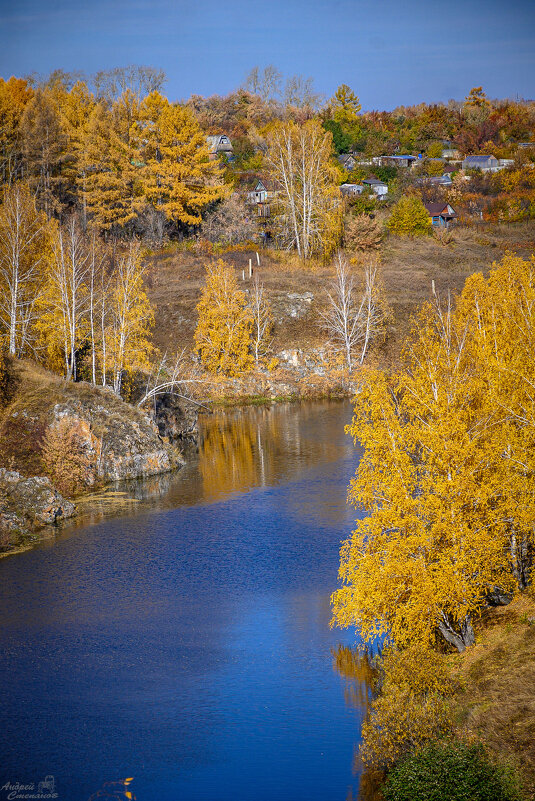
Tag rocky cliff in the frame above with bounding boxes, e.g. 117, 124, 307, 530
0, 469, 75, 552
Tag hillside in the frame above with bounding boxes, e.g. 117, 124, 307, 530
145, 221, 535, 374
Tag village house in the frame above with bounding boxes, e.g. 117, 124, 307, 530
462, 155, 500, 172
363, 177, 388, 198
373, 154, 418, 168
206, 134, 233, 160
424, 201, 457, 228
337, 153, 357, 170
415, 174, 453, 187
244, 177, 281, 218
340, 183, 363, 197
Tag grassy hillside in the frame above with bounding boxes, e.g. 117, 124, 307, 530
144, 221, 535, 370
451, 593, 535, 799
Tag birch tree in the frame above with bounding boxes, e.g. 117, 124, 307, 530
0, 183, 51, 356
36, 217, 90, 380
266, 119, 341, 260
107, 242, 155, 395
321, 255, 389, 370
194, 260, 253, 376
249, 275, 272, 367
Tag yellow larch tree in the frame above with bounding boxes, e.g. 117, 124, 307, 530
132, 91, 224, 227
0, 76, 33, 183
194, 260, 253, 376
81, 102, 139, 233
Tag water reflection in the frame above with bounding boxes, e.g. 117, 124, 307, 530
63, 400, 357, 534
332, 646, 384, 801
0, 399, 368, 800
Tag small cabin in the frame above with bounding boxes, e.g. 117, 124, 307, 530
206, 134, 233, 159
340, 183, 364, 197
363, 177, 388, 198
424, 201, 457, 228
338, 153, 357, 170
462, 155, 499, 173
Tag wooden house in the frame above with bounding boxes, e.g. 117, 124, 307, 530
206, 134, 233, 160
424, 201, 457, 227
363, 177, 388, 198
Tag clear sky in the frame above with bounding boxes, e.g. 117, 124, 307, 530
1, 0, 534, 109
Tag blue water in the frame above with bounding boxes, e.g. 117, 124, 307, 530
0, 401, 370, 801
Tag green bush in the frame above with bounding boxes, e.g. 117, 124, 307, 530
383, 739, 523, 801
387, 195, 432, 237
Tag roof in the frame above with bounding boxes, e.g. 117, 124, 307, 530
424, 201, 456, 216
363, 177, 388, 186
206, 134, 232, 152
384, 154, 417, 161
463, 155, 497, 163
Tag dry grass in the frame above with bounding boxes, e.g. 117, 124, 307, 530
144, 221, 535, 370
450, 593, 535, 799
0, 360, 150, 477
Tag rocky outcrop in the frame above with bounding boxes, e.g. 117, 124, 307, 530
146, 393, 200, 453
50, 395, 185, 484
0, 469, 75, 551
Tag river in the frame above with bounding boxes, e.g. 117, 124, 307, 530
0, 400, 373, 801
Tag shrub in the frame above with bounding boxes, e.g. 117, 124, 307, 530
344, 213, 382, 251
41, 418, 90, 497
383, 740, 523, 801
387, 196, 432, 237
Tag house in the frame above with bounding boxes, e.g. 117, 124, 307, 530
462, 155, 500, 173
206, 134, 233, 159
374, 154, 418, 168
415, 174, 453, 187
363, 177, 388, 198
441, 142, 461, 159
424, 201, 457, 227
518, 143, 535, 149
244, 178, 281, 218
340, 183, 363, 197
338, 153, 357, 170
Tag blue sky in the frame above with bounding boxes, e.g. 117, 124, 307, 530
1, 0, 534, 109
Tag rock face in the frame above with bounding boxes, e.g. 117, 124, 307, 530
147, 393, 199, 453
50, 395, 184, 484
0, 469, 75, 550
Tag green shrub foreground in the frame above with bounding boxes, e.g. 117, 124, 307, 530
382, 740, 523, 801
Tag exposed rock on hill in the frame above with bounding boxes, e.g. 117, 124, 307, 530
0, 468, 75, 551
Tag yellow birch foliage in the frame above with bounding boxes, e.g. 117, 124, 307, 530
194, 260, 253, 376
387, 195, 432, 237
460, 253, 535, 586
132, 92, 224, 225
332, 286, 519, 651
360, 646, 456, 768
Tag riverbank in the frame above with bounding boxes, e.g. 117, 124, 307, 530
0, 359, 194, 554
